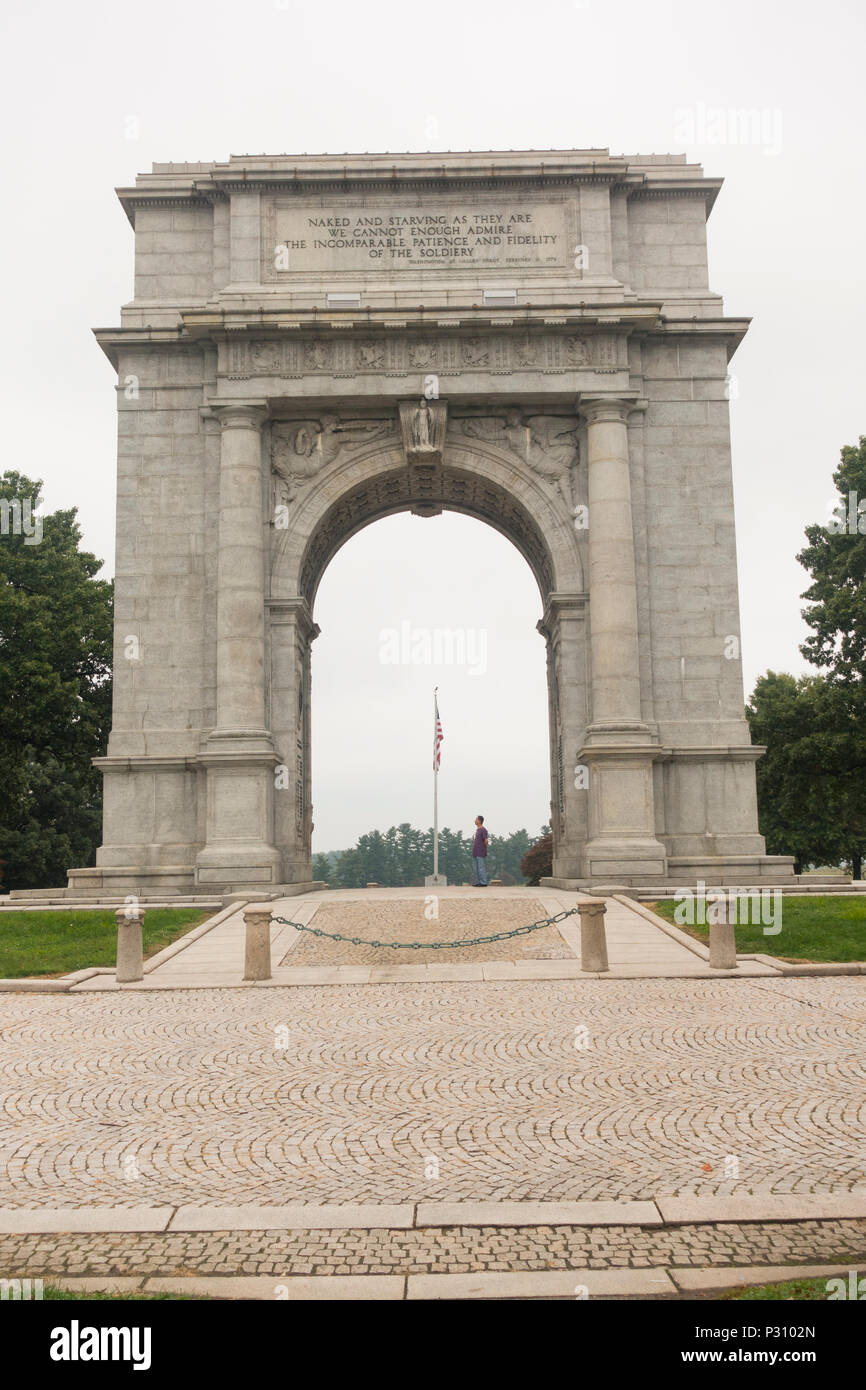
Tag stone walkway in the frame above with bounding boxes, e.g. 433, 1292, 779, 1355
69, 887, 780, 990
3, 1218, 864, 1279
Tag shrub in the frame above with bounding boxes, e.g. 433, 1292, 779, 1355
520, 833, 553, 885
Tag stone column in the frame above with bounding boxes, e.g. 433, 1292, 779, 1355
195, 401, 282, 890
269, 598, 320, 883
578, 397, 667, 885
213, 402, 270, 736
583, 398, 643, 727
537, 593, 589, 880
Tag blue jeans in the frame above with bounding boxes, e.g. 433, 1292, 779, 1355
472, 856, 488, 885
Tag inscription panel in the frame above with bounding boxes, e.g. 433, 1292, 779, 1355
263, 199, 572, 278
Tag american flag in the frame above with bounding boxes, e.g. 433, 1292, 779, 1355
433, 693, 444, 771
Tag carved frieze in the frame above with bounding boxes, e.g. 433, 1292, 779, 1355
223, 331, 621, 380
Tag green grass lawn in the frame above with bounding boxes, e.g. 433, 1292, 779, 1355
723, 1276, 844, 1300
41, 1284, 207, 1300
0, 909, 211, 978
649, 894, 866, 963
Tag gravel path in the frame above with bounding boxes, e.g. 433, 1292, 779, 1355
279, 897, 573, 965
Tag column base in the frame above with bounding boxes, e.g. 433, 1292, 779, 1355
195, 736, 283, 890
579, 733, 667, 883
194, 843, 283, 890
579, 836, 668, 883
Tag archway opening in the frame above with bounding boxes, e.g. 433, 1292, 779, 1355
309, 510, 551, 885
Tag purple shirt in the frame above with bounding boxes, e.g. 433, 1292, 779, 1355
472, 826, 488, 856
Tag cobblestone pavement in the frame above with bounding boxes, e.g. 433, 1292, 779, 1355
279, 897, 572, 965
1, 976, 865, 1208
2, 1219, 865, 1278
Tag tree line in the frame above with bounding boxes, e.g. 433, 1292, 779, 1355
313, 824, 550, 888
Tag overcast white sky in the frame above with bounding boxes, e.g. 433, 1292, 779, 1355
2, 0, 864, 850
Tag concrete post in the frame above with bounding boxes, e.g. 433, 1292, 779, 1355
709, 920, 738, 969
243, 905, 273, 981
115, 906, 145, 983
578, 898, 609, 972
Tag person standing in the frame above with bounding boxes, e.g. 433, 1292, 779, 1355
472, 815, 489, 886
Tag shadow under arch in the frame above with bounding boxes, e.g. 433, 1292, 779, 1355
273, 439, 584, 608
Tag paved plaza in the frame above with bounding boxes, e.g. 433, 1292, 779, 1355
2, 972, 864, 1208
2, 891, 865, 1294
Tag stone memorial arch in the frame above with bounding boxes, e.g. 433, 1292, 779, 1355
70, 148, 793, 896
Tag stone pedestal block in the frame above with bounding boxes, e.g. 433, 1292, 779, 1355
115, 906, 145, 983
709, 920, 738, 970
243, 905, 273, 981
579, 899, 609, 972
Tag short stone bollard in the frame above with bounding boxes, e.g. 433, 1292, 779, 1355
578, 898, 609, 972
243, 905, 273, 981
709, 919, 737, 970
115, 906, 145, 983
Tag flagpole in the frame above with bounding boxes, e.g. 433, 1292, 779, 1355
432, 686, 439, 880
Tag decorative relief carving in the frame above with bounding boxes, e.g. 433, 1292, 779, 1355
304, 341, 333, 371
272, 416, 394, 506
454, 411, 580, 512
565, 336, 589, 366
407, 340, 438, 369
514, 335, 541, 367
398, 398, 448, 465
249, 341, 282, 373
223, 332, 619, 380
461, 336, 490, 367
355, 340, 385, 370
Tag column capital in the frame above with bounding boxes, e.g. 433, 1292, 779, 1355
267, 596, 321, 642
579, 395, 640, 426
537, 591, 588, 641
209, 400, 268, 430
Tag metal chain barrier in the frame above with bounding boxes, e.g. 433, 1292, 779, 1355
272, 906, 579, 951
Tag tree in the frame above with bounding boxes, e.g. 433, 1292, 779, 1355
0, 473, 113, 890
489, 828, 533, 884
798, 436, 866, 682
312, 852, 332, 884
746, 672, 866, 875
783, 433, 866, 876
520, 833, 553, 885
